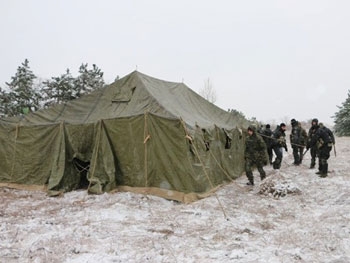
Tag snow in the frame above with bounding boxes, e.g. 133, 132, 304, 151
1, 137, 350, 263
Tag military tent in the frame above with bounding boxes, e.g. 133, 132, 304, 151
0, 71, 249, 202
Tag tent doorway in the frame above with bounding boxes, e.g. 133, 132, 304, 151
73, 158, 90, 189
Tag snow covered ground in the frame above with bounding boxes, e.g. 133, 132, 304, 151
1, 137, 349, 263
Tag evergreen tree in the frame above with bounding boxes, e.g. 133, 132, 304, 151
333, 90, 350, 136
41, 69, 75, 107
1, 61, 106, 115
1, 89, 17, 117
74, 63, 104, 97
4, 59, 41, 116
0, 87, 11, 117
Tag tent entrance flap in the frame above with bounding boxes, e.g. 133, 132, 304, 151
73, 158, 90, 189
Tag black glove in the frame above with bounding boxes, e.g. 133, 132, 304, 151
306, 142, 310, 150
284, 146, 288, 152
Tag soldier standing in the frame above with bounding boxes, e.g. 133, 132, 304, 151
307, 122, 335, 177
307, 118, 320, 169
290, 119, 307, 165
244, 125, 268, 185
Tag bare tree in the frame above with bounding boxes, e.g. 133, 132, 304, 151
199, 78, 217, 104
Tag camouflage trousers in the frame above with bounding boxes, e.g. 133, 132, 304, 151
272, 146, 283, 169
292, 146, 304, 165
310, 146, 319, 169
245, 158, 266, 184
318, 145, 332, 175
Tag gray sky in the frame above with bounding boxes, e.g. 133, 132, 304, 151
1, 0, 349, 125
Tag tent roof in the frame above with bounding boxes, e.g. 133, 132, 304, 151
1, 71, 247, 129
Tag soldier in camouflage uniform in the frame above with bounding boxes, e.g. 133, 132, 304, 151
307, 122, 335, 177
244, 125, 268, 185
307, 118, 320, 169
271, 123, 287, 169
262, 124, 273, 164
290, 119, 308, 165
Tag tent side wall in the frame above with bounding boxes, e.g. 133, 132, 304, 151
86, 114, 246, 202
86, 114, 195, 194
0, 123, 63, 186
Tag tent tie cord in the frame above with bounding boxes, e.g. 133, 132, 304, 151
185, 135, 192, 141
143, 112, 150, 187
143, 134, 151, 144
208, 149, 234, 182
73, 160, 90, 173
179, 118, 227, 219
190, 141, 227, 219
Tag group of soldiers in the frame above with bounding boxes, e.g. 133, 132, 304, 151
244, 118, 335, 186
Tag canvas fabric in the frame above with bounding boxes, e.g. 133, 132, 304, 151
0, 71, 249, 202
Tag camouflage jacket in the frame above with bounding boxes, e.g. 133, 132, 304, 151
245, 133, 268, 164
309, 126, 335, 149
262, 127, 273, 147
272, 127, 287, 149
290, 122, 307, 147
307, 124, 319, 148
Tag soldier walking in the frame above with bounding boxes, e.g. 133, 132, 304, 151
244, 125, 268, 185
271, 123, 288, 169
262, 124, 273, 164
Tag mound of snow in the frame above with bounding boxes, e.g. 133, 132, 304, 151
259, 173, 302, 198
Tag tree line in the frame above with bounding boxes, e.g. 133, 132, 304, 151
0, 59, 104, 117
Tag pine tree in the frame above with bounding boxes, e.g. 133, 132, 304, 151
4, 59, 40, 116
333, 90, 350, 136
0, 87, 12, 117
42, 69, 75, 107
74, 63, 104, 97
41, 64, 105, 106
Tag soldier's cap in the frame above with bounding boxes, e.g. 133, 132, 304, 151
266, 124, 270, 129
319, 122, 324, 128
291, 118, 297, 124
280, 123, 286, 127
312, 118, 318, 124
247, 125, 256, 132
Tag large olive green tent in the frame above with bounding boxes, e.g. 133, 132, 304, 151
0, 71, 249, 202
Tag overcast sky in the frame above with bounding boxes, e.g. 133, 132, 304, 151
1, 0, 349, 125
